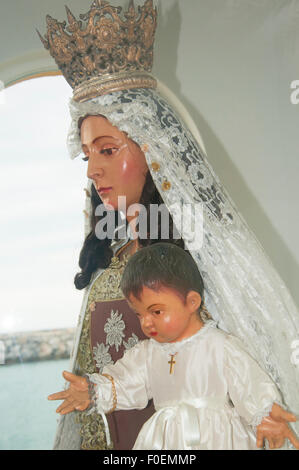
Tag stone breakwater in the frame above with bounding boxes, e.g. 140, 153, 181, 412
0, 328, 76, 365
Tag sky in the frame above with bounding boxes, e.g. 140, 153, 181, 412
0, 76, 89, 333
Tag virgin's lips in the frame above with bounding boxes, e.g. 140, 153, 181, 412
98, 187, 112, 193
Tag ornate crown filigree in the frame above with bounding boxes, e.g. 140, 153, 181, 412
37, 0, 157, 102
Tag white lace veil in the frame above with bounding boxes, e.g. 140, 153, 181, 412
67, 85, 299, 445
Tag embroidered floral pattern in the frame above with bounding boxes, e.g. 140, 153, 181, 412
93, 342, 113, 373
76, 256, 130, 374
123, 333, 139, 351
104, 310, 126, 352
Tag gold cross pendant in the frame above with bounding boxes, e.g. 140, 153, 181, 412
168, 354, 177, 374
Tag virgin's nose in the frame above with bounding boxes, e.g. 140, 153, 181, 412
87, 156, 104, 181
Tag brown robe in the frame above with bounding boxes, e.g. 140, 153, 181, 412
75, 245, 155, 450
90, 298, 155, 449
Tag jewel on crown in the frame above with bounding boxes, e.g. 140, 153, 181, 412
37, 0, 157, 102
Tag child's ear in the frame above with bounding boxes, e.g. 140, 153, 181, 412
186, 291, 202, 312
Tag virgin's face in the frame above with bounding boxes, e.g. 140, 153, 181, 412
80, 116, 148, 211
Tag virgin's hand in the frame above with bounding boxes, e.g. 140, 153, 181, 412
48, 371, 91, 415
256, 403, 299, 450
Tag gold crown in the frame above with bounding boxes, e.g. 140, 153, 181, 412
37, 0, 157, 102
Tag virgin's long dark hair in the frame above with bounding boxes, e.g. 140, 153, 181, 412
74, 171, 185, 290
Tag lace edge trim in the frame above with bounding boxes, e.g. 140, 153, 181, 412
250, 400, 285, 428
149, 320, 217, 354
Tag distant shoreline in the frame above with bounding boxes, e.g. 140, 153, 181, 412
0, 328, 75, 365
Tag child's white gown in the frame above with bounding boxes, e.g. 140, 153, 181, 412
89, 321, 283, 450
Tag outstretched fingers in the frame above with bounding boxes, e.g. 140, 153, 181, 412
48, 390, 69, 401
56, 399, 76, 415
286, 428, 299, 450
62, 370, 89, 390
75, 400, 91, 411
48, 370, 75, 401
270, 404, 297, 423
62, 370, 77, 382
256, 431, 264, 448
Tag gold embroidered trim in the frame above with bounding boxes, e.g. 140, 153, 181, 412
102, 373, 117, 414
75, 246, 133, 450
78, 412, 112, 450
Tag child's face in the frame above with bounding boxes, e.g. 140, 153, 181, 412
128, 286, 203, 343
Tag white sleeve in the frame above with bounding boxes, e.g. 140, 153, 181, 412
223, 334, 283, 427
88, 340, 152, 414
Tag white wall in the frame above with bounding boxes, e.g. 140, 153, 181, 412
0, 0, 298, 307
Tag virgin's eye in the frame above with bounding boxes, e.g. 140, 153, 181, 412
81, 149, 89, 161
153, 310, 162, 315
100, 148, 118, 156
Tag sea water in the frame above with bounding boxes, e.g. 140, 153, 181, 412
0, 358, 70, 450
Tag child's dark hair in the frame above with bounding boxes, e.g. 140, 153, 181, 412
121, 243, 211, 321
